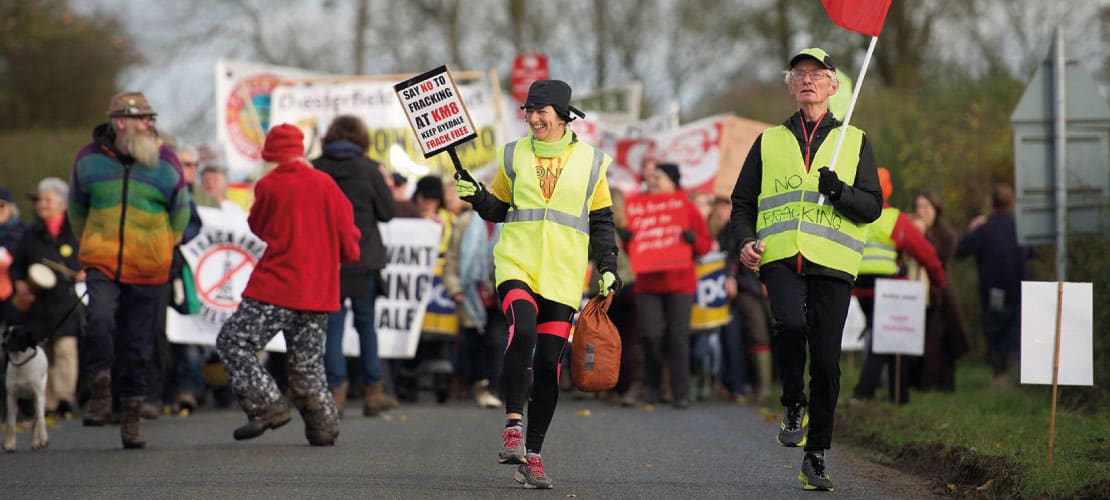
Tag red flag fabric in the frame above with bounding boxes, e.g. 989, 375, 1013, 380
822, 0, 892, 37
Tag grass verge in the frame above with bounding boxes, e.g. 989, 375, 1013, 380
836, 359, 1110, 498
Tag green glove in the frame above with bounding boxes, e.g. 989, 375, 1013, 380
598, 271, 622, 297
457, 178, 478, 199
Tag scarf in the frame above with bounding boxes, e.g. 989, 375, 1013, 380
530, 129, 576, 159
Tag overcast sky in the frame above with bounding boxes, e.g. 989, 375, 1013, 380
71, 0, 1110, 149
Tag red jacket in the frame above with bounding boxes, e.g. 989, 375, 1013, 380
634, 194, 713, 295
242, 160, 361, 312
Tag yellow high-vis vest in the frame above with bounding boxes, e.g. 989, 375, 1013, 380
756, 125, 868, 278
858, 206, 900, 276
494, 139, 611, 308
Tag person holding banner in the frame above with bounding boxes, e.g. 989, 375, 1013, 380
728, 49, 882, 491
455, 79, 619, 489
215, 124, 361, 446
631, 163, 712, 408
849, 167, 946, 405
312, 115, 396, 418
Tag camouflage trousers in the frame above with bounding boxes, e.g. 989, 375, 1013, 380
216, 298, 338, 432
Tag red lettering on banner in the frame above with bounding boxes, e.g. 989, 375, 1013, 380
419, 81, 434, 93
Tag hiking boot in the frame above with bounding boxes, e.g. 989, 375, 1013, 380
331, 380, 349, 419
233, 403, 292, 441
175, 392, 197, 414
498, 425, 526, 464
475, 380, 502, 409
120, 400, 146, 449
83, 374, 112, 427
799, 452, 834, 491
363, 380, 390, 417
303, 406, 339, 446
140, 402, 160, 420
514, 452, 554, 489
777, 404, 808, 447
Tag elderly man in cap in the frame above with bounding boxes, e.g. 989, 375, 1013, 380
68, 91, 192, 448
215, 124, 360, 446
728, 48, 882, 490
455, 80, 620, 489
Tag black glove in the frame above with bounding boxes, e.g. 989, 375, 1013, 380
681, 229, 696, 244
618, 227, 633, 242
817, 167, 844, 200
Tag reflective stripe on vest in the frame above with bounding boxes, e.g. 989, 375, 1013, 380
755, 124, 868, 277
858, 207, 899, 276
503, 142, 604, 234
493, 138, 610, 307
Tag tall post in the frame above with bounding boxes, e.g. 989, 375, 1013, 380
1053, 27, 1067, 280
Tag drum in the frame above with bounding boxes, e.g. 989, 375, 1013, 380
27, 262, 57, 291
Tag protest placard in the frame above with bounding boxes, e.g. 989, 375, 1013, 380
625, 192, 693, 274
690, 251, 730, 329
393, 65, 478, 159
871, 278, 926, 355
1020, 281, 1093, 386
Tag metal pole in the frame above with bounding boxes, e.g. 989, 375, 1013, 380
1054, 27, 1068, 281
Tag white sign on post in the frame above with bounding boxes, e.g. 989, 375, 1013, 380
393, 65, 478, 158
1020, 281, 1093, 386
871, 278, 926, 355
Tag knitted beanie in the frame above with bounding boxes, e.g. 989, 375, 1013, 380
261, 123, 304, 162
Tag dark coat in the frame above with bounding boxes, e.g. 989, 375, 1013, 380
312, 141, 395, 298
10, 216, 83, 340
728, 110, 883, 284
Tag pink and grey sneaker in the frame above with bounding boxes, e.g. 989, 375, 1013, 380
498, 425, 526, 464
514, 452, 554, 489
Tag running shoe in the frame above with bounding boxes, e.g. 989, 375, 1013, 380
799, 451, 834, 491
514, 452, 554, 489
498, 425, 526, 464
777, 404, 808, 447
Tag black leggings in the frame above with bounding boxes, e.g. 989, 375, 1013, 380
498, 280, 574, 454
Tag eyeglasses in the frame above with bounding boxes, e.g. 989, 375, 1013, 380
181, 161, 198, 167
127, 115, 157, 124
786, 69, 833, 81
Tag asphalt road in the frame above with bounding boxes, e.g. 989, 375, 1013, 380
1, 397, 931, 499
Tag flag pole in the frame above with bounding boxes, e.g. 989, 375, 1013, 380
819, 35, 879, 205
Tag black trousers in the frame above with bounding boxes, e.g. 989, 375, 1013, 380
762, 264, 851, 452
82, 269, 164, 400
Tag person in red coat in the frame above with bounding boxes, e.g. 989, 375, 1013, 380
631, 163, 713, 408
216, 124, 361, 446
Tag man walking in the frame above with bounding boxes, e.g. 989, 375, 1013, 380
728, 49, 882, 490
69, 91, 191, 448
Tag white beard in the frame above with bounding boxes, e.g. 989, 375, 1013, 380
121, 126, 161, 167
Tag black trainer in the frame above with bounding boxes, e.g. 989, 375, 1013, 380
799, 452, 834, 491
777, 404, 808, 447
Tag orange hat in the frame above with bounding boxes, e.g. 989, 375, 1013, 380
876, 167, 892, 200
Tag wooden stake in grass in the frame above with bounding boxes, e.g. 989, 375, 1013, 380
894, 353, 901, 406
1047, 280, 1064, 470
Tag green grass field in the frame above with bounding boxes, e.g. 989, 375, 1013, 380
836, 358, 1110, 498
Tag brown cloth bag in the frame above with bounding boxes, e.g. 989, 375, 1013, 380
571, 294, 621, 392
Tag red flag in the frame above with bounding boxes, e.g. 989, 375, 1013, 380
822, 0, 892, 37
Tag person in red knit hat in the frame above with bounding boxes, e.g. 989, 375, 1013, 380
215, 123, 361, 446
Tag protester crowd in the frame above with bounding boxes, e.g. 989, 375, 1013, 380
0, 53, 1032, 491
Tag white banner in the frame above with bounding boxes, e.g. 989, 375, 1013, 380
871, 278, 927, 355
374, 218, 442, 359
1020, 281, 1093, 386
166, 212, 441, 359
269, 74, 502, 182
166, 206, 287, 350
215, 59, 321, 181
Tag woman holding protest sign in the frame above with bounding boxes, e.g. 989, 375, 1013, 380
623, 163, 712, 408
455, 80, 620, 489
